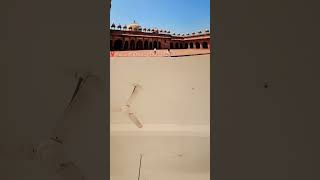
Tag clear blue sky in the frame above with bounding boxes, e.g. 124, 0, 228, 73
110, 0, 210, 34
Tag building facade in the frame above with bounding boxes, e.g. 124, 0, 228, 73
110, 21, 210, 51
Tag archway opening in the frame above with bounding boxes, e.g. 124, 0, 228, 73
196, 42, 200, 49
130, 40, 135, 50
170, 43, 173, 49
149, 42, 153, 49
158, 42, 161, 49
175, 43, 179, 49
110, 40, 113, 50
153, 41, 158, 49
114, 39, 123, 50
180, 43, 183, 49
136, 40, 143, 50
124, 41, 129, 50
190, 42, 194, 49
144, 41, 148, 49
202, 42, 208, 49
185, 43, 188, 49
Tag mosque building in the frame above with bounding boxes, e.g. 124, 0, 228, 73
110, 21, 210, 51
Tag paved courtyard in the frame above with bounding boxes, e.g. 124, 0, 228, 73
110, 49, 210, 58
110, 54, 210, 180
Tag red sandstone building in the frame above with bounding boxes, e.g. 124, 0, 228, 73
110, 21, 210, 51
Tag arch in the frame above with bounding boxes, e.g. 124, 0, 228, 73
114, 39, 123, 50
124, 41, 129, 50
110, 40, 113, 50
180, 43, 183, 49
144, 40, 148, 49
185, 43, 188, 49
136, 40, 143, 50
149, 42, 153, 49
202, 42, 208, 49
158, 42, 161, 49
196, 42, 200, 49
175, 42, 179, 49
189, 42, 194, 49
153, 41, 158, 49
130, 40, 135, 50
170, 43, 174, 49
